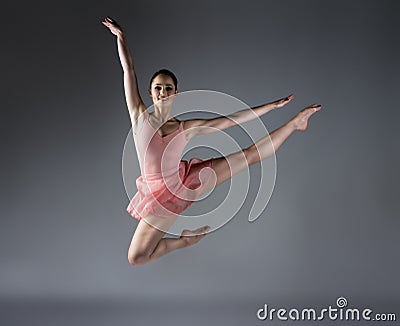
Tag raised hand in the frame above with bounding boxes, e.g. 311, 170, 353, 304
102, 16, 123, 36
271, 94, 294, 110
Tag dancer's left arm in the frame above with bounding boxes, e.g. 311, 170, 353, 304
185, 94, 293, 136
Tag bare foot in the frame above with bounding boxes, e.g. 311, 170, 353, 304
292, 104, 322, 131
180, 225, 211, 247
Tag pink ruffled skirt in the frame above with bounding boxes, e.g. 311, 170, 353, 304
127, 158, 215, 220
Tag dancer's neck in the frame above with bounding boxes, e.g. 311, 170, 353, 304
151, 108, 175, 123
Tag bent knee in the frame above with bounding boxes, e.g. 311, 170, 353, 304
128, 251, 150, 266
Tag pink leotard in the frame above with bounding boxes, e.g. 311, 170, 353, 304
126, 113, 215, 220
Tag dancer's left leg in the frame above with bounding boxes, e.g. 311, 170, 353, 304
203, 105, 321, 190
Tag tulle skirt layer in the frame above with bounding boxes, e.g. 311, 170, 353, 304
126, 158, 215, 221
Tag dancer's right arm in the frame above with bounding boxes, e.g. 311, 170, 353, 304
102, 17, 146, 120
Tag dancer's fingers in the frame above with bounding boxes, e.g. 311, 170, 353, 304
281, 94, 294, 104
307, 104, 321, 109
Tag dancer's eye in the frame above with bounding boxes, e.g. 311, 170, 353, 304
155, 86, 161, 91
166, 87, 173, 91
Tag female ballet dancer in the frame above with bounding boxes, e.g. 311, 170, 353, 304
102, 16, 321, 266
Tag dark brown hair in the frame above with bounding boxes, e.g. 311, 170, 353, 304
149, 69, 178, 90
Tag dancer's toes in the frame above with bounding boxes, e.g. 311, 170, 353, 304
293, 104, 321, 131
181, 225, 211, 246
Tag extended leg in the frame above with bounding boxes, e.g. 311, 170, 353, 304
208, 105, 321, 187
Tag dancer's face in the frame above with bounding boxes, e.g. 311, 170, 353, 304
149, 74, 178, 106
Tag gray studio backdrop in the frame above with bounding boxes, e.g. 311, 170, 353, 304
1, 0, 399, 325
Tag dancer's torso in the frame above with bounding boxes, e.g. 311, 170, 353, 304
133, 113, 188, 177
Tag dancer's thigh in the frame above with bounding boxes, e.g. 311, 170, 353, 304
203, 149, 250, 194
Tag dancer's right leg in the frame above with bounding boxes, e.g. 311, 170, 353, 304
128, 215, 210, 266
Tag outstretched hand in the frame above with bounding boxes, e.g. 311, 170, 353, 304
272, 94, 294, 110
102, 16, 123, 36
